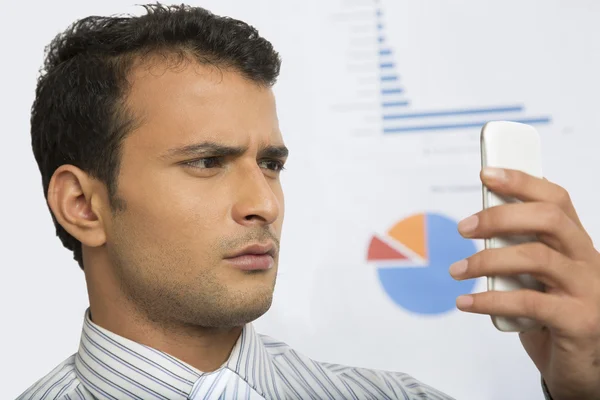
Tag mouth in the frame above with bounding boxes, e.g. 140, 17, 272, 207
224, 242, 277, 271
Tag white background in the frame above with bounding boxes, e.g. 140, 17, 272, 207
2, 1, 600, 399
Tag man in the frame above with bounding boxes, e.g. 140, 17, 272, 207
18, 3, 600, 400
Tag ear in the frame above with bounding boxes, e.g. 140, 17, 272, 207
47, 165, 108, 248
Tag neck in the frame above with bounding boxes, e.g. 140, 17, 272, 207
84, 259, 243, 372
89, 305, 244, 372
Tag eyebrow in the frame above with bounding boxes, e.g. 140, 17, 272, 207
258, 145, 289, 159
162, 141, 289, 160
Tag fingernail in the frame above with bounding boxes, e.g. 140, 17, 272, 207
458, 215, 479, 234
482, 167, 507, 181
449, 260, 468, 277
456, 295, 474, 309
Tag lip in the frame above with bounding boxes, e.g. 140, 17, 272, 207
225, 242, 276, 259
224, 242, 276, 271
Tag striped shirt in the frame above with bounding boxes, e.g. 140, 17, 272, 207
16, 309, 552, 399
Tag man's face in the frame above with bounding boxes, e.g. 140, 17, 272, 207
103, 59, 286, 328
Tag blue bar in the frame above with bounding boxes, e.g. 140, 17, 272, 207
376, 9, 382, 17
380, 75, 398, 81
380, 62, 394, 68
381, 88, 403, 95
383, 117, 552, 133
383, 105, 524, 120
378, 36, 385, 43
379, 49, 392, 56
378, 23, 384, 30
382, 101, 410, 107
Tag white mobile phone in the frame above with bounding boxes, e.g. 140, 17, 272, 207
480, 121, 545, 332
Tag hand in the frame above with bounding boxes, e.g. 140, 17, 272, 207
449, 167, 600, 400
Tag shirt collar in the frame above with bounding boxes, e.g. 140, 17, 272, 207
74, 308, 282, 399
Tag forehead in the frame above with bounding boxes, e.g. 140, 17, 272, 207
122, 57, 282, 153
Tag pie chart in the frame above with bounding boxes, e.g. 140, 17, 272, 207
367, 212, 478, 315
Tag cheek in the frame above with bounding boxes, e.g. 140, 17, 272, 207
119, 173, 228, 248
109, 195, 225, 279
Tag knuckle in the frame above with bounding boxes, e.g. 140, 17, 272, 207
538, 203, 565, 230
580, 314, 600, 337
554, 185, 572, 208
518, 242, 551, 271
482, 207, 503, 229
509, 170, 526, 188
475, 249, 500, 276
571, 300, 600, 336
475, 250, 491, 271
522, 291, 542, 316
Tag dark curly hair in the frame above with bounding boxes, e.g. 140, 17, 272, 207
30, 3, 282, 270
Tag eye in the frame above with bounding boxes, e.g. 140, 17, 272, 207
185, 157, 224, 169
259, 159, 286, 172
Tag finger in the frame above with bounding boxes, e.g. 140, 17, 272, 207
456, 289, 572, 329
449, 242, 577, 291
480, 168, 584, 229
458, 201, 592, 259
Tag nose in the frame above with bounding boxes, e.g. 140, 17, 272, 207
231, 165, 281, 227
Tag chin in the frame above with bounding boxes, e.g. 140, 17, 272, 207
234, 281, 275, 312
211, 291, 274, 328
